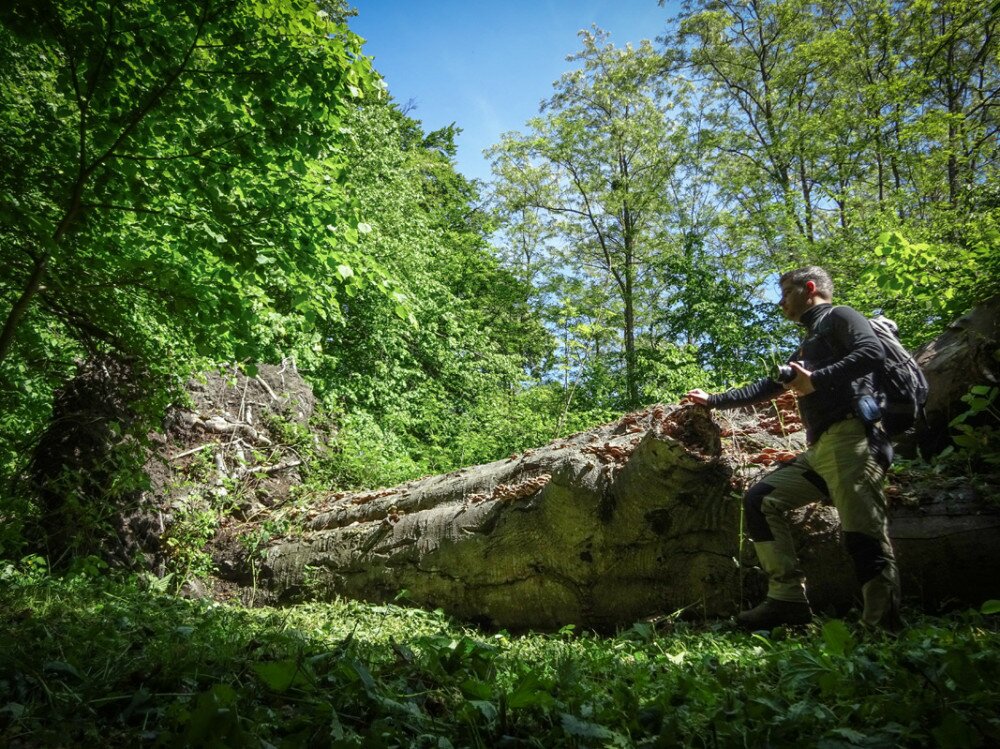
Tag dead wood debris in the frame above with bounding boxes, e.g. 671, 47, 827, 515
177, 411, 273, 447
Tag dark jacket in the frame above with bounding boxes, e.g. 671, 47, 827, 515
707, 303, 884, 443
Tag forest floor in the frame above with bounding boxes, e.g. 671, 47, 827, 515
1, 564, 998, 748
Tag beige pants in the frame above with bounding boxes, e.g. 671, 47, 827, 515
744, 417, 900, 627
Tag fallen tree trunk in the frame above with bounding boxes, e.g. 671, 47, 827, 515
261, 406, 745, 630
907, 297, 1000, 456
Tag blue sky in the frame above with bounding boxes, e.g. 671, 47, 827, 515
350, 1, 678, 182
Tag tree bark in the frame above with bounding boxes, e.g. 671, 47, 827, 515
905, 296, 1000, 456
261, 406, 739, 630
0, 254, 48, 364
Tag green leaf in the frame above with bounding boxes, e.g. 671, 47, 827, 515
560, 712, 615, 740
981, 600, 1000, 615
821, 619, 855, 656
205, 227, 227, 243
0, 703, 25, 720
43, 661, 83, 680
470, 700, 498, 721
337, 264, 354, 279
507, 673, 556, 709
187, 684, 239, 743
461, 678, 494, 700
252, 660, 307, 693
931, 711, 976, 749
350, 659, 377, 694
293, 293, 312, 312
827, 727, 869, 743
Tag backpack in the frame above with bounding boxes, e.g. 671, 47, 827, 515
815, 308, 929, 436
866, 315, 929, 436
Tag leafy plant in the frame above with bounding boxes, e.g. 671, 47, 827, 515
857, 231, 981, 345
1, 567, 999, 747
162, 494, 219, 580
938, 384, 1000, 480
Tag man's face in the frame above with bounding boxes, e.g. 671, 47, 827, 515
779, 281, 809, 322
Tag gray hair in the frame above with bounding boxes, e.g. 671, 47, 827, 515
780, 265, 833, 298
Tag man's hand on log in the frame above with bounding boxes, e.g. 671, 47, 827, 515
684, 389, 712, 406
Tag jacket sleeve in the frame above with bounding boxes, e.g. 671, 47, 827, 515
708, 377, 784, 410
809, 306, 884, 390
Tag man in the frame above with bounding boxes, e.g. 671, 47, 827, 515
686, 266, 901, 631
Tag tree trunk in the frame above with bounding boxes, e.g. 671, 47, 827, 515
623, 267, 638, 409
798, 152, 815, 243
257, 391, 1000, 629
261, 406, 739, 630
904, 296, 1000, 456
0, 254, 48, 364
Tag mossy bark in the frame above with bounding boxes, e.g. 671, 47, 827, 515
261, 406, 739, 630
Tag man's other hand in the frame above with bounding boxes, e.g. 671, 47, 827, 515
787, 361, 815, 395
685, 389, 712, 406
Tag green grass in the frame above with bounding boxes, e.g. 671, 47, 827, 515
1, 562, 998, 748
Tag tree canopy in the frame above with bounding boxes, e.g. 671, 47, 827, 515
488, 0, 998, 419
1, 1, 999, 746
2, 0, 997, 493
0, 0, 385, 470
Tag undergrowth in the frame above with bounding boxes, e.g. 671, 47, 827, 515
1, 563, 998, 748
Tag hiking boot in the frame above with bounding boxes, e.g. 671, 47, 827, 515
736, 598, 813, 631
